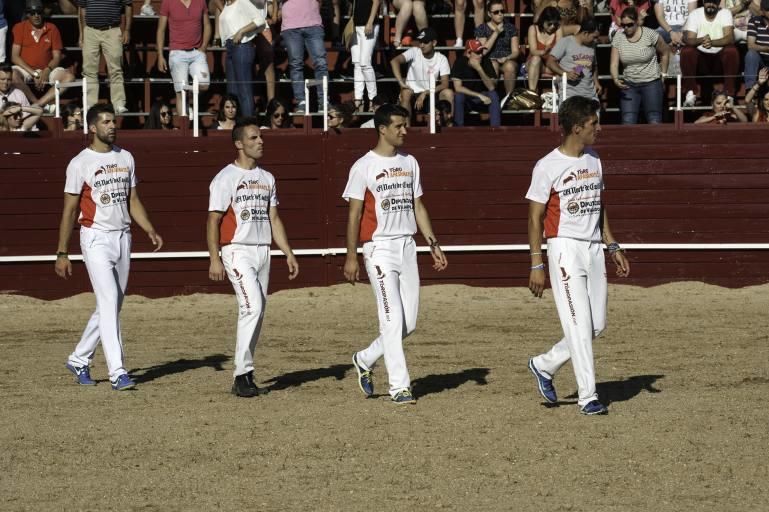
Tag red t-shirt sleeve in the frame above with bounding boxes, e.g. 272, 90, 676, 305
51, 25, 64, 52
11, 23, 23, 47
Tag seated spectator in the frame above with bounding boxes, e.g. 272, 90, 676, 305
349, 0, 380, 110
654, 0, 697, 49
535, 0, 591, 27
144, 100, 178, 130
0, 63, 28, 105
62, 102, 83, 131
1, 1, 8, 65
722, 0, 751, 41
546, 17, 602, 102
216, 93, 239, 129
219, 0, 267, 118
391, 27, 453, 124
610, 7, 671, 124
360, 93, 389, 127
451, 39, 501, 127
745, 0, 769, 90
475, 1, 520, 102
744, 66, 768, 120
608, 0, 649, 40
10, 0, 74, 111
0, 100, 42, 130
263, 97, 291, 128
453, 0, 485, 48
156, 0, 212, 117
327, 102, 353, 129
435, 98, 453, 127
277, 0, 328, 113
681, 0, 738, 105
391, 0, 428, 48
694, 89, 747, 122
527, 7, 563, 93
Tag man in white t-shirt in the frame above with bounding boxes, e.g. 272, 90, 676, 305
55, 104, 164, 391
526, 96, 630, 416
654, 0, 697, 47
207, 116, 299, 398
343, 104, 447, 405
390, 27, 453, 124
681, 0, 738, 105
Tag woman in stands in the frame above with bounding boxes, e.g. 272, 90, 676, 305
608, 0, 649, 40
327, 103, 353, 129
745, 68, 769, 122
263, 97, 292, 129
216, 94, 240, 130
527, 7, 563, 93
350, 0, 380, 110
695, 90, 748, 124
610, 7, 670, 124
534, 0, 591, 27
62, 103, 83, 132
475, 0, 521, 101
144, 101, 177, 130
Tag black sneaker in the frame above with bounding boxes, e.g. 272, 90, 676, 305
231, 371, 262, 398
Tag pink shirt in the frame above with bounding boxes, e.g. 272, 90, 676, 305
280, 0, 323, 31
160, 0, 208, 50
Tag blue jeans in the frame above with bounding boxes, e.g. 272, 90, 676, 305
619, 79, 663, 125
744, 50, 769, 89
281, 25, 329, 105
225, 40, 256, 117
656, 25, 683, 45
454, 91, 501, 127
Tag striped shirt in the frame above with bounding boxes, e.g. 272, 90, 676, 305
611, 27, 661, 83
76, 0, 131, 28
747, 16, 769, 58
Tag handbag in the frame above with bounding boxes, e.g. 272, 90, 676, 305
342, 0, 356, 49
507, 88, 543, 110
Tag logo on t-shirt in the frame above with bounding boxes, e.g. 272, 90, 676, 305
240, 209, 251, 221
567, 201, 579, 214
381, 199, 391, 210
100, 193, 111, 205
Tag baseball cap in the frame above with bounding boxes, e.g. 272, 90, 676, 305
465, 39, 484, 54
27, 0, 44, 12
415, 27, 438, 44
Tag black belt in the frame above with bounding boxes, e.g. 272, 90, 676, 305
181, 48, 197, 51
89, 23, 120, 31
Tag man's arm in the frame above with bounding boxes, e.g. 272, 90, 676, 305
343, 199, 363, 283
470, 58, 498, 91
390, 53, 410, 89
452, 77, 489, 101
710, 25, 734, 47
128, 187, 163, 250
683, 29, 703, 46
746, 35, 769, 52
527, 200, 547, 297
601, 209, 630, 277
54, 193, 80, 279
434, 73, 450, 93
207, 211, 225, 280
414, 197, 447, 271
545, 54, 580, 81
123, 3, 133, 46
269, 205, 299, 280
78, 6, 85, 47
200, 8, 212, 50
156, 15, 168, 72
11, 45, 36, 77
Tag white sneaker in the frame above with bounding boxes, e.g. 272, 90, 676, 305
140, 4, 156, 16
683, 90, 696, 107
453, 37, 464, 48
114, 105, 128, 115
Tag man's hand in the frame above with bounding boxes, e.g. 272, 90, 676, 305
343, 256, 359, 284
611, 250, 630, 277
35, 69, 48, 90
528, 268, 546, 298
54, 256, 72, 279
209, 258, 225, 281
671, 31, 683, 45
415, 91, 428, 110
701, 35, 712, 49
365, 21, 374, 36
286, 254, 299, 280
468, 53, 483, 68
566, 70, 581, 81
122, 29, 131, 45
430, 246, 448, 271
157, 55, 168, 73
148, 231, 164, 251
594, 80, 603, 95
478, 93, 492, 105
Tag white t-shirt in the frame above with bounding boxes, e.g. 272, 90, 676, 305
219, 0, 266, 44
342, 150, 424, 242
208, 164, 278, 245
64, 147, 137, 231
525, 148, 604, 242
656, 0, 691, 27
684, 7, 733, 54
402, 47, 451, 94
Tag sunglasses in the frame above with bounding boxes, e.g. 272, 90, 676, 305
27, 9, 42, 15
273, 112, 286, 118
160, 111, 171, 117
328, 113, 340, 119
490, 9, 505, 14
620, 22, 636, 28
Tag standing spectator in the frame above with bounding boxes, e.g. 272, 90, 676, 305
608, 0, 649, 40
535, 0, 592, 27
654, 0, 697, 49
475, 0, 520, 102
144, 100, 177, 129
156, 0, 212, 117
681, 0, 737, 105
11, 0, 75, 111
278, 0, 329, 113
216, 93, 239, 129
263, 96, 291, 128
547, 17, 602, 102
610, 7, 670, 124
744, 0, 769, 90
527, 7, 563, 93
62, 102, 83, 130
77, 0, 132, 114
219, 0, 266, 118
453, 0, 485, 47
745, 66, 769, 120
694, 88, 747, 122
451, 38, 501, 126
350, 0, 380, 110
0, 0, 8, 64
391, 27, 453, 123
0, 100, 42, 130
391, 0, 427, 48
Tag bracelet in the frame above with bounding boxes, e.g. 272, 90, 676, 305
606, 242, 622, 253
56, 251, 69, 258
530, 263, 545, 270
529, 252, 542, 256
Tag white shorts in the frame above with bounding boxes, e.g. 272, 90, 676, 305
169, 49, 211, 92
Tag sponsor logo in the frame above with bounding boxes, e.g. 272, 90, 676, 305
560, 266, 576, 325
233, 268, 251, 311
374, 265, 390, 320
567, 201, 579, 214
381, 199, 390, 210
240, 209, 251, 221
100, 193, 111, 204
560, 267, 570, 282
236, 182, 248, 191
375, 170, 389, 181
563, 172, 577, 185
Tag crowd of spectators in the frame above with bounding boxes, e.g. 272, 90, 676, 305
1, 0, 769, 132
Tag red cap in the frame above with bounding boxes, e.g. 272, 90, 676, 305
465, 39, 484, 54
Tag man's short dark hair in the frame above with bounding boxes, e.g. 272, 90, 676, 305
578, 16, 598, 34
559, 96, 599, 135
0, 63, 13, 75
374, 104, 409, 132
232, 116, 260, 144
86, 103, 115, 128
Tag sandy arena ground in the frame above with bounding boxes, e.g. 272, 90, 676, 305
1, 282, 767, 511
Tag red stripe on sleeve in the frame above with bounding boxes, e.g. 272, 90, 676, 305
219, 206, 237, 245
543, 187, 561, 239
79, 184, 96, 227
359, 189, 377, 242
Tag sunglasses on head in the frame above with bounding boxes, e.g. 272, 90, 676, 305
491, 9, 505, 14
620, 22, 635, 28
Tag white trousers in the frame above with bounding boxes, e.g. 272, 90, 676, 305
68, 227, 131, 382
356, 237, 419, 396
350, 24, 379, 101
533, 237, 607, 407
222, 244, 270, 378
0, 26, 7, 64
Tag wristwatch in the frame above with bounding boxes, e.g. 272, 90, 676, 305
33, 70, 41, 78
